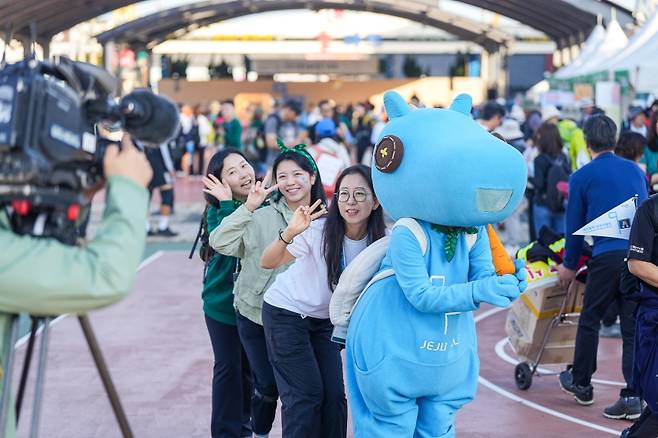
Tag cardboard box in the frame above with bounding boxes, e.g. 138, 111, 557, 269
505, 295, 580, 365
505, 300, 579, 346
508, 333, 575, 364
570, 280, 585, 313
520, 279, 586, 319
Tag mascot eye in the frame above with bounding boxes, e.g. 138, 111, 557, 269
374, 135, 404, 173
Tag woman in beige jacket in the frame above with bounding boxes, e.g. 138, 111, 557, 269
210, 146, 326, 437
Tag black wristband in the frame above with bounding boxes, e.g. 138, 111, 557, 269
278, 229, 293, 245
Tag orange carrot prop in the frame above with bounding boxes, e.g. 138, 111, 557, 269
486, 224, 515, 275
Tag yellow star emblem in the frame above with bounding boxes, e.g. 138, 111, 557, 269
380, 147, 389, 158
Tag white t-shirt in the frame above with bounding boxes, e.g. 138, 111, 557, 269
264, 218, 369, 319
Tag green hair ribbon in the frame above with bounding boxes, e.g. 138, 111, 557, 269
277, 138, 318, 174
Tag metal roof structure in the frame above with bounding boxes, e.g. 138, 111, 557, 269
0, 0, 635, 50
96, 0, 513, 52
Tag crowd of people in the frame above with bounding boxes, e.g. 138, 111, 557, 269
166, 91, 658, 438
478, 96, 658, 436
143, 98, 385, 239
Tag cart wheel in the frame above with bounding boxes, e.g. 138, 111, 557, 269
515, 362, 533, 390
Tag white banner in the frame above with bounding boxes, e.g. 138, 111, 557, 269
573, 196, 637, 240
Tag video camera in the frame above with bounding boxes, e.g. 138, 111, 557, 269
0, 56, 179, 244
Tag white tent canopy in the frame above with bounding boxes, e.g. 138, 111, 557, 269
575, 20, 628, 76
553, 24, 605, 79
595, 11, 658, 73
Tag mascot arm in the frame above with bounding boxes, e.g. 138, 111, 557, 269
468, 226, 497, 281
390, 226, 478, 314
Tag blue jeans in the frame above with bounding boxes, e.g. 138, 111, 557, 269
533, 203, 565, 237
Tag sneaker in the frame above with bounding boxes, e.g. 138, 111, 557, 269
559, 370, 594, 405
157, 228, 178, 237
600, 322, 622, 338
603, 396, 642, 420
147, 229, 158, 237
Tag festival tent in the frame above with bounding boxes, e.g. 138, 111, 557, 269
608, 13, 658, 91
573, 19, 628, 77
553, 24, 605, 79
591, 11, 658, 75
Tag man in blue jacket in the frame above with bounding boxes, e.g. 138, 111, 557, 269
557, 115, 648, 419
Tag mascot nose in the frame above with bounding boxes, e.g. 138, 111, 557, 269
476, 188, 513, 212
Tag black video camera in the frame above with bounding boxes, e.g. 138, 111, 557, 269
0, 56, 180, 244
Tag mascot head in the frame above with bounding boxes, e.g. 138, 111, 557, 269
372, 91, 527, 227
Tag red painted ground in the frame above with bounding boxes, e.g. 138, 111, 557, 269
9, 252, 630, 437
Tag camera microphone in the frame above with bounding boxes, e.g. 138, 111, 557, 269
119, 89, 179, 145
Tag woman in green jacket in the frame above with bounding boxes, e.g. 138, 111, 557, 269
209, 143, 326, 438
202, 148, 273, 438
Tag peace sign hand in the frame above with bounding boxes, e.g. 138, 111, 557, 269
203, 174, 232, 202
286, 199, 328, 238
245, 180, 279, 212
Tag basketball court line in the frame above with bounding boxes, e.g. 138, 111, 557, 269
475, 307, 623, 436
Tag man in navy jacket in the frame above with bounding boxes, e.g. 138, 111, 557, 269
557, 115, 648, 419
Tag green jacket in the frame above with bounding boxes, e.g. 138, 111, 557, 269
224, 118, 243, 150
0, 175, 148, 437
202, 201, 241, 325
641, 147, 658, 176
209, 197, 293, 325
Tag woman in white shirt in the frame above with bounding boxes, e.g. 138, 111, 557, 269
260, 165, 386, 438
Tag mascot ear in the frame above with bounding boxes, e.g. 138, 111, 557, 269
449, 93, 472, 116
384, 91, 411, 119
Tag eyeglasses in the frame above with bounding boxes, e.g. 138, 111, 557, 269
336, 189, 370, 203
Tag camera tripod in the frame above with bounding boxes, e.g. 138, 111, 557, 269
0, 314, 134, 438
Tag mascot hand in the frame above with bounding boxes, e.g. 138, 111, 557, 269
473, 275, 522, 308
514, 259, 528, 292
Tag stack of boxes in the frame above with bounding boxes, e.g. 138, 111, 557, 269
505, 264, 585, 364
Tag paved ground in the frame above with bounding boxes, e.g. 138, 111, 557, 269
8, 177, 632, 437
9, 251, 630, 437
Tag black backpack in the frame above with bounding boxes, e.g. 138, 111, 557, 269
189, 205, 240, 283
545, 156, 570, 213
189, 205, 217, 277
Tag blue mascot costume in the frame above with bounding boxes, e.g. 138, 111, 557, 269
345, 91, 528, 437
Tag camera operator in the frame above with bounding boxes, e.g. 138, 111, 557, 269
623, 194, 658, 437
0, 134, 152, 312
0, 134, 151, 433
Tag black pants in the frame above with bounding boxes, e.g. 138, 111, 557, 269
235, 312, 279, 435
261, 302, 347, 438
190, 145, 206, 175
205, 315, 252, 438
625, 407, 658, 437
571, 251, 637, 396
602, 299, 619, 327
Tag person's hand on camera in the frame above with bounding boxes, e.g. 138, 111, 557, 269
103, 135, 152, 188
203, 174, 232, 202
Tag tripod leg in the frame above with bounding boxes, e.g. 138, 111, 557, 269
0, 315, 20, 435
30, 316, 51, 438
16, 316, 40, 422
78, 315, 134, 438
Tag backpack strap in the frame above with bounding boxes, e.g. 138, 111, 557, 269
392, 218, 428, 255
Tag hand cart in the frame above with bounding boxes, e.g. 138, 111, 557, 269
513, 266, 587, 390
